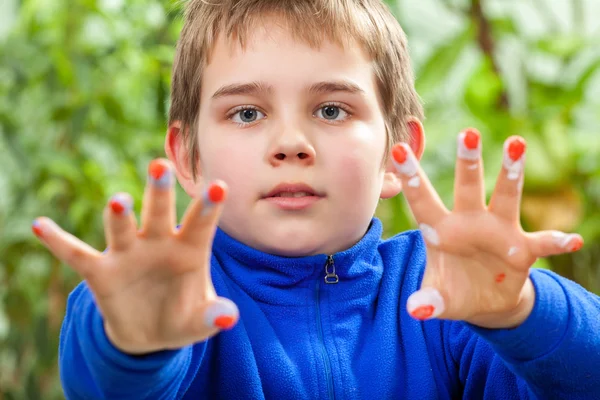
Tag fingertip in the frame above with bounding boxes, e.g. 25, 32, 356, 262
392, 143, 408, 164
207, 180, 227, 204
407, 287, 445, 321
32, 218, 44, 238
505, 136, 527, 162
568, 235, 584, 252
148, 159, 174, 188
108, 193, 134, 216
204, 298, 239, 330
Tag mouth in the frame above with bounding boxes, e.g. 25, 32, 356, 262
262, 183, 324, 210
263, 183, 323, 199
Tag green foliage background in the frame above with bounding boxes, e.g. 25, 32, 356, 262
0, 0, 599, 397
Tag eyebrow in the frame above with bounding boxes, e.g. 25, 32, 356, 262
210, 80, 365, 99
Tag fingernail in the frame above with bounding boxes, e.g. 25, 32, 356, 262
419, 223, 440, 246
407, 288, 445, 320
201, 181, 226, 215
457, 128, 481, 161
391, 143, 418, 177
32, 219, 44, 238
552, 232, 583, 252
568, 237, 584, 252
109, 193, 133, 216
148, 160, 172, 188
204, 299, 238, 330
503, 138, 526, 181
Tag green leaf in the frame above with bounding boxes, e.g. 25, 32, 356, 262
416, 24, 474, 96
536, 34, 586, 58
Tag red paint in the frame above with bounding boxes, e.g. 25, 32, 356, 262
214, 315, 236, 330
568, 237, 584, 252
32, 221, 43, 238
207, 183, 226, 203
464, 128, 480, 150
507, 138, 526, 161
410, 305, 434, 320
149, 160, 168, 180
392, 144, 408, 164
109, 199, 125, 214
495, 273, 506, 283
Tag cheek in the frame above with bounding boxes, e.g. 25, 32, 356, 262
200, 136, 260, 198
330, 128, 385, 189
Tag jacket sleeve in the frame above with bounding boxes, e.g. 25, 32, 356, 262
447, 268, 600, 399
58, 281, 205, 399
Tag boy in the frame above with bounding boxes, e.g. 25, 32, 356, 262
33, 0, 600, 398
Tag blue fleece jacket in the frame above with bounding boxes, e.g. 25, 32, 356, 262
59, 218, 600, 399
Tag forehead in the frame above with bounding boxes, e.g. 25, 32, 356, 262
202, 17, 377, 94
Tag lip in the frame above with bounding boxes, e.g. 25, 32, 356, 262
264, 183, 321, 198
262, 182, 324, 210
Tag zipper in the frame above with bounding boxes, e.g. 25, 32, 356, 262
315, 255, 337, 400
324, 255, 339, 284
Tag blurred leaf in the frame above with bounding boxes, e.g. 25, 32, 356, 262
416, 24, 474, 95
536, 34, 586, 58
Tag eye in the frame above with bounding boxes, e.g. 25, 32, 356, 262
315, 104, 350, 122
230, 107, 265, 125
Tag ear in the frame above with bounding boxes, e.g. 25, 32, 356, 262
165, 121, 203, 198
380, 117, 426, 199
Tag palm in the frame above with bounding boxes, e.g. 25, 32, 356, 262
32, 160, 238, 354
392, 129, 583, 327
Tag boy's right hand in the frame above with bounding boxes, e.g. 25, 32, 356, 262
32, 159, 238, 355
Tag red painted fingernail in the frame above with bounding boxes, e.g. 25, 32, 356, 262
214, 315, 236, 330
495, 273, 506, 283
568, 237, 584, 252
463, 128, 480, 150
410, 305, 435, 320
207, 183, 226, 203
149, 160, 168, 180
32, 220, 43, 238
108, 194, 133, 216
110, 199, 125, 214
392, 144, 407, 164
507, 138, 526, 161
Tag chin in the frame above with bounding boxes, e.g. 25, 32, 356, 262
259, 235, 324, 257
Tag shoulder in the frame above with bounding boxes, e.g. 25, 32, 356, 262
377, 229, 427, 285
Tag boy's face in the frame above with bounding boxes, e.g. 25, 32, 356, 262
174, 19, 405, 256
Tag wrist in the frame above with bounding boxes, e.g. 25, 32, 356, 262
468, 277, 536, 329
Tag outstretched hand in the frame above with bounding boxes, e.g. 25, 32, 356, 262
392, 129, 583, 329
32, 160, 238, 354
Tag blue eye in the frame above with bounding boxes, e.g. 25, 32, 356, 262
316, 105, 349, 121
230, 108, 265, 124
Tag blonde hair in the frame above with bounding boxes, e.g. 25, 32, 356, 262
169, 0, 424, 179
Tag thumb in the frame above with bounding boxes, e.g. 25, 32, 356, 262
192, 297, 240, 336
406, 287, 446, 321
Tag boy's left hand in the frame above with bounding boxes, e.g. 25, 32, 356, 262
392, 129, 583, 329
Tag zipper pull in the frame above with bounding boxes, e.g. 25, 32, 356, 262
324, 255, 339, 284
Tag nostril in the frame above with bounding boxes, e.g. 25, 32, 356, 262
298, 153, 309, 160
275, 153, 285, 160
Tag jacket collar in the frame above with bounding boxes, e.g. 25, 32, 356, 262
212, 218, 384, 305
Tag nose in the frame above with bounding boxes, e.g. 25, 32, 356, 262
267, 125, 316, 167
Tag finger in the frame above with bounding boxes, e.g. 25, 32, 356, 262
103, 193, 137, 251
407, 287, 446, 321
177, 180, 227, 244
454, 128, 486, 212
32, 217, 102, 277
140, 159, 176, 238
526, 230, 584, 258
488, 136, 527, 222
391, 143, 449, 232
190, 297, 239, 337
